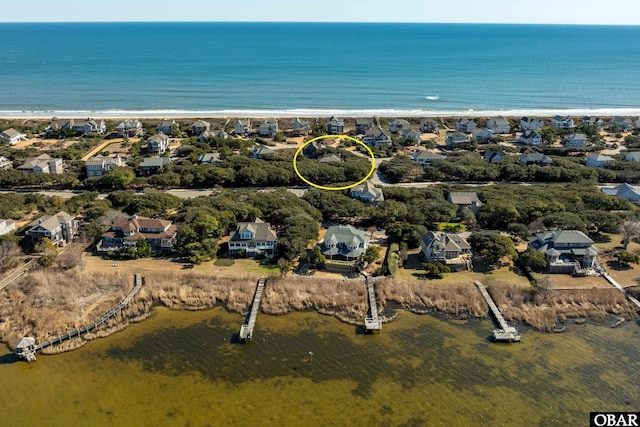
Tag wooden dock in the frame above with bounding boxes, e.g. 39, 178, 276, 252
15, 273, 144, 362
239, 277, 266, 342
602, 272, 640, 309
364, 280, 382, 332
474, 281, 521, 342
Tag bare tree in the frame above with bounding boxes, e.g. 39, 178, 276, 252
57, 245, 84, 270
98, 210, 129, 229
0, 240, 22, 272
619, 217, 640, 250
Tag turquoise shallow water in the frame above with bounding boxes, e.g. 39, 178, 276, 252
0, 307, 638, 426
0, 23, 639, 116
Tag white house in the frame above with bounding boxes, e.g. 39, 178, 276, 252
147, 133, 169, 154
412, 150, 446, 165
0, 128, 28, 145
486, 117, 510, 134
520, 117, 545, 131
0, 219, 16, 236
229, 218, 278, 257
518, 130, 543, 146
85, 155, 123, 177
350, 181, 384, 203
259, 119, 278, 137
585, 153, 614, 168
551, 115, 575, 129
116, 120, 143, 138
233, 119, 251, 136
564, 133, 588, 148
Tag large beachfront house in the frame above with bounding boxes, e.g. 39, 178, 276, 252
486, 117, 511, 134
518, 130, 543, 146
229, 218, 278, 257
564, 133, 588, 148
157, 120, 178, 136
520, 117, 545, 131
455, 118, 476, 133
420, 118, 440, 133
445, 131, 471, 149
421, 231, 472, 271
528, 230, 599, 273
0, 128, 28, 145
388, 119, 411, 133
362, 128, 392, 146
116, 120, 143, 138
355, 118, 374, 134
191, 120, 211, 136
234, 119, 251, 136
25, 211, 77, 247
48, 117, 106, 135
551, 115, 575, 130
147, 133, 169, 154
100, 215, 178, 253
327, 116, 344, 134
291, 118, 311, 136
259, 119, 279, 138
16, 154, 64, 174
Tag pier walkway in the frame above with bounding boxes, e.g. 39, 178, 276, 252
15, 273, 143, 362
0, 259, 34, 292
364, 279, 382, 332
602, 273, 640, 310
239, 277, 266, 342
474, 281, 521, 342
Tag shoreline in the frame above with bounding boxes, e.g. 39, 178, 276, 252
2, 269, 638, 356
2, 107, 640, 120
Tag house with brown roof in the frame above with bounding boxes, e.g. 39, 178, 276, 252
100, 214, 178, 253
229, 218, 278, 257
0, 128, 28, 145
25, 211, 77, 247
16, 154, 64, 174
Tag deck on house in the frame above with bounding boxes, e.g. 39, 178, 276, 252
239, 277, 266, 342
474, 280, 521, 342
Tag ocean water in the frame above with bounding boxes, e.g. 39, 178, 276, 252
0, 22, 640, 117
1, 307, 639, 426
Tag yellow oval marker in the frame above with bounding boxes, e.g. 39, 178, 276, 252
293, 135, 376, 191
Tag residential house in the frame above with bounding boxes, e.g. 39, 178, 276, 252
445, 131, 471, 149
139, 157, 171, 175
350, 181, 384, 203
401, 128, 422, 144
610, 117, 634, 132
16, 154, 64, 174
519, 151, 553, 166
85, 154, 123, 177
196, 153, 221, 165
191, 120, 211, 136
420, 118, 440, 133
362, 128, 392, 146
250, 143, 275, 159
412, 150, 446, 165
291, 118, 310, 136
100, 215, 178, 253
520, 117, 545, 131
528, 230, 599, 273
115, 120, 143, 138
326, 116, 344, 134
581, 116, 604, 130
551, 115, 575, 129
585, 153, 614, 168
355, 118, 374, 134
228, 218, 278, 257
602, 183, 640, 202
448, 192, 482, 214
199, 129, 228, 141
147, 133, 169, 154
233, 119, 251, 136
0, 128, 27, 145
0, 156, 13, 169
259, 119, 278, 138
318, 154, 342, 163
486, 117, 511, 134
48, 118, 105, 135
25, 211, 77, 247
0, 219, 16, 236
625, 152, 640, 162
564, 133, 589, 148
157, 119, 178, 136
518, 130, 543, 146
320, 225, 369, 263
483, 150, 506, 163
302, 141, 323, 158
421, 231, 471, 271
388, 119, 411, 133
455, 118, 476, 133
472, 128, 496, 143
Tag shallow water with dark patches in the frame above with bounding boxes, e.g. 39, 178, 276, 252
1, 307, 638, 426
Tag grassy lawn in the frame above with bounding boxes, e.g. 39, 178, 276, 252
435, 222, 467, 232
213, 258, 235, 267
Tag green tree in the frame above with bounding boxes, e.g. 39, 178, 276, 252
469, 231, 517, 267
136, 238, 152, 258
518, 250, 547, 271
614, 251, 640, 267
35, 238, 58, 266
361, 245, 382, 264
421, 262, 451, 279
